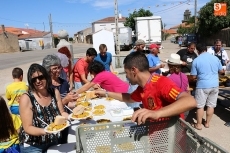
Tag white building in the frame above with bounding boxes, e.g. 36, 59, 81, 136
92, 16, 126, 33
18, 32, 52, 51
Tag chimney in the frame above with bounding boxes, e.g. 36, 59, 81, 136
1, 25, 5, 32
119, 13, 122, 19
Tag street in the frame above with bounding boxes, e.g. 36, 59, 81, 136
0, 43, 93, 70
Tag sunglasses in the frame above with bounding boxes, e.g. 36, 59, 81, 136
31, 75, 45, 83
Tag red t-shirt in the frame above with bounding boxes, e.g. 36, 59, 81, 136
131, 75, 184, 118
73, 58, 89, 82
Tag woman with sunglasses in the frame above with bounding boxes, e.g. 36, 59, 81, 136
19, 63, 69, 152
42, 54, 78, 144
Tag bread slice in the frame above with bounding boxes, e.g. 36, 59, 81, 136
54, 115, 66, 125
85, 91, 97, 100
73, 105, 85, 115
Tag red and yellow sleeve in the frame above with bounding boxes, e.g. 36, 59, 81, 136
130, 86, 142, 102
158, 77, 182, 103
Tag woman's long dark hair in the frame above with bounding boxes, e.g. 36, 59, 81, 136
27, 63, 52, 91
0, 96, 17, 141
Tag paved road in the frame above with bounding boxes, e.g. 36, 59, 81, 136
0, 43, 93, 70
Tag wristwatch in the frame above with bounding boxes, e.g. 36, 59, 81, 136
105, 90, 108, 98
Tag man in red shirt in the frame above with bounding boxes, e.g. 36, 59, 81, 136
73, 48, 97, 89
95, 52, 196, 125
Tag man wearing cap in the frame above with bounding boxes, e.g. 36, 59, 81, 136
191, 43, 224, 130
147, 44, 165, 74
130, 39, 145, 53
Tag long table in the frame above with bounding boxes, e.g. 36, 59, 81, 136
47, 98, 134, 153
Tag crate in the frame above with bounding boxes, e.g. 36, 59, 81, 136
75, 117, 228, 153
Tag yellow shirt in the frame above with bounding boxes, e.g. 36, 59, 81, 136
6, 82, 28, 106
0, 114, 22, 149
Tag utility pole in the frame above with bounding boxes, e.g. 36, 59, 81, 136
49, 14, 54, 48
43, 22, 45, 31
194, 0, 197, 33
114, 0, 120, 55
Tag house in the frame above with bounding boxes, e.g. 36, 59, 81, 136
74, 27, 92, 44
0, 25, 20, 53
92, 16, 126, 33
18, 32, 52, 51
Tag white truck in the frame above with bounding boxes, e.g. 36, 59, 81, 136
112, 27, 133, 51
135, 16, 162, 49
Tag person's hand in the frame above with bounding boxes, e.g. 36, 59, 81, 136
181, 61, 187, 66
93, 84, 101, 90
66, 92, 78, 102
131, 108, 160, 125
160, 64, 165, 68
94, 89, 106, 97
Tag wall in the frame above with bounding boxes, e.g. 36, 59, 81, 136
19, 33, 52, 51
0, 32, 19, 53
201, 28, 230, 47
92, 22, 125, 33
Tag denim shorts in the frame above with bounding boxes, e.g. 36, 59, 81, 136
20, 141, 58, 153
74, 82, 84, 90
0, 144, 20, 153
10, 106, 19, 115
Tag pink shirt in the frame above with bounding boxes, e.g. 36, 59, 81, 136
92, 71, 129, 93
168, 72, 188, 92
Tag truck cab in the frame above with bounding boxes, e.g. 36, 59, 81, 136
182, 34, 197, 46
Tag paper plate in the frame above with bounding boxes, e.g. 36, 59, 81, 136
44, 121, 70, 134
69, 111, 92, 120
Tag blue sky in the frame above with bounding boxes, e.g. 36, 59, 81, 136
0, 0, 210, 37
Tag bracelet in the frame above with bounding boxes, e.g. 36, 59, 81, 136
105, 91, 108, 98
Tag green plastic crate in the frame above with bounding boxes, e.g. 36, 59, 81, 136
75, 117, 228, 153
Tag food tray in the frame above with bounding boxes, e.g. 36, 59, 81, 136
44, 121, 70, 134
75, 117, 228, 153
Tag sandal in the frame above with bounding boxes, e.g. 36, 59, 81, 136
191, 123, 202, 130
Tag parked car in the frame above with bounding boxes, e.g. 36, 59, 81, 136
170, 37, 176, 43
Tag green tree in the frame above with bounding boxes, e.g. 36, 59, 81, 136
124, 8, 153, 33
198, 0, 230, 37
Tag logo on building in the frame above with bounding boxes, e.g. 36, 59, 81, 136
214, 3, 227, 16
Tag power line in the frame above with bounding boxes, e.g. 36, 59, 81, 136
0, 17, 44, 24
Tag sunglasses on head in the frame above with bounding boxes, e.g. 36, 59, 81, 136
31, 75, 45, 83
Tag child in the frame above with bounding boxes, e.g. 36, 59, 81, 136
6, 67, 28, 115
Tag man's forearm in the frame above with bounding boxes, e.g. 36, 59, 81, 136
107, 92, 134, 103
156, 93, 196, 118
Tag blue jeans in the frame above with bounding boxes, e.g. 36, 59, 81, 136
74, 82, 84, 90
0, 144, 20, 153
20, 141, 58, 153
10, 106, 19, 115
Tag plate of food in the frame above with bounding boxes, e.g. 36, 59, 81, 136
76, 101, 92, 108
44, 116, 70, 134
93, 109, 106, 116
69, 105, 92, 120
106, 97, 114, 101
94, 105, 105, 109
